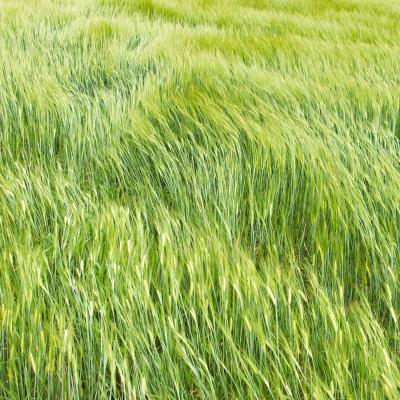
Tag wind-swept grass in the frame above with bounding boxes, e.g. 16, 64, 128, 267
0, 0, 400, 398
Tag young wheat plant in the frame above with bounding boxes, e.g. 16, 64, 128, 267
0, 0, 399, 398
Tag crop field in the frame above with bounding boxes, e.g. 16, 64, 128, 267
0, 0, 400, 398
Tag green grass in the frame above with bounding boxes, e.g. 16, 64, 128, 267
0, 0, 400, 398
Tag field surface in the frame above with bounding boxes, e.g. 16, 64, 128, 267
1, 0, 400, 398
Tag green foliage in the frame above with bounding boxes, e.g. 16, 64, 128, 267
0, 0, 399, 398
85, 17, 113, 41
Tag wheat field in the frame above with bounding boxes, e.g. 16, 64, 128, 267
0, 0, 400, 398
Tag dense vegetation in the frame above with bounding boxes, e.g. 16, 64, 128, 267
1, 0, 400, 398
